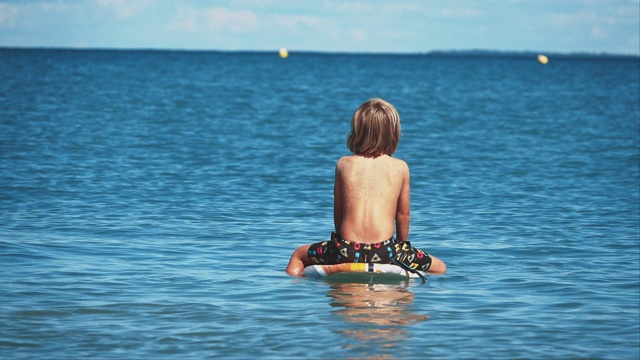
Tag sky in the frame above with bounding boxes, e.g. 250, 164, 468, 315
0, 0, 638, 55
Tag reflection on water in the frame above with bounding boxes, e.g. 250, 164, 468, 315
327, 282, 429, 358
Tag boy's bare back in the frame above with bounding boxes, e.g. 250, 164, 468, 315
334, 154, 410, 244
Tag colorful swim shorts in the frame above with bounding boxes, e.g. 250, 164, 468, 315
307, 232, 433, 272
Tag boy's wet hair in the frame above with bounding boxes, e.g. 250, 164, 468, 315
347, 98, 401, 157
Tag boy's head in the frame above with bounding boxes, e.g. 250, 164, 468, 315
347, 98, 401, 157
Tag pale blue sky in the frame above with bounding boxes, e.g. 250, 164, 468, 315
0, 0, 638, 55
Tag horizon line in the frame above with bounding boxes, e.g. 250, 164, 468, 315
1, 45, 638, 58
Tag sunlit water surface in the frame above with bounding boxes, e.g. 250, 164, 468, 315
1, 49, 639, 359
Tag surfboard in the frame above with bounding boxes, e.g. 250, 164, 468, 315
302, 263, 427, 282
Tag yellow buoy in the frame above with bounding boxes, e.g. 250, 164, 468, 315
279, 47, 288, 58
537, 54, 549, 65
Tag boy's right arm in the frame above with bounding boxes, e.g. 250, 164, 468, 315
395, 161, 410, 242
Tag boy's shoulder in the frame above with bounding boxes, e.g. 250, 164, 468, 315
389, 156, 410, 174
336, 154, 355, 163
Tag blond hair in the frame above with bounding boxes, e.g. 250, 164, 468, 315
347, 98, 401, 157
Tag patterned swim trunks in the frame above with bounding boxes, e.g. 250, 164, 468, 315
307, 232, 433, 272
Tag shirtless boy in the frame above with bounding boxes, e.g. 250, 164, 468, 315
285, 98, 446, 276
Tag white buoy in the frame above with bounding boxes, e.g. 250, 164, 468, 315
537, 54, 549, 64
279, 48, 288, 58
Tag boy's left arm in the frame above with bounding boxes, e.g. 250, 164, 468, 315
333, 164, 343, 233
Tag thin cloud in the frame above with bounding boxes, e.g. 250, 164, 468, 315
169, 7, 199, 32
95, 0, 153, 19
169, 6, 258, 33
275, 14, 322, 29
350, 28, 367, 41
0, 0, 636, 54
204, 8, 258, 32
0, 4, 18, 26
439, 7, 485, 18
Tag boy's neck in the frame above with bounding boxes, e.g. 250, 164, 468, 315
354, 152, 387, 159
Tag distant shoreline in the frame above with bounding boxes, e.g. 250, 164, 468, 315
1, 46, 638, 59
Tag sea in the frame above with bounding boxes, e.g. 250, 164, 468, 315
1, 48, 639, 359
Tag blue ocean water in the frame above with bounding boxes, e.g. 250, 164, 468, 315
0, 48, 639, 359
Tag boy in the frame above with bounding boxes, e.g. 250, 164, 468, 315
285, 98, 446, 276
